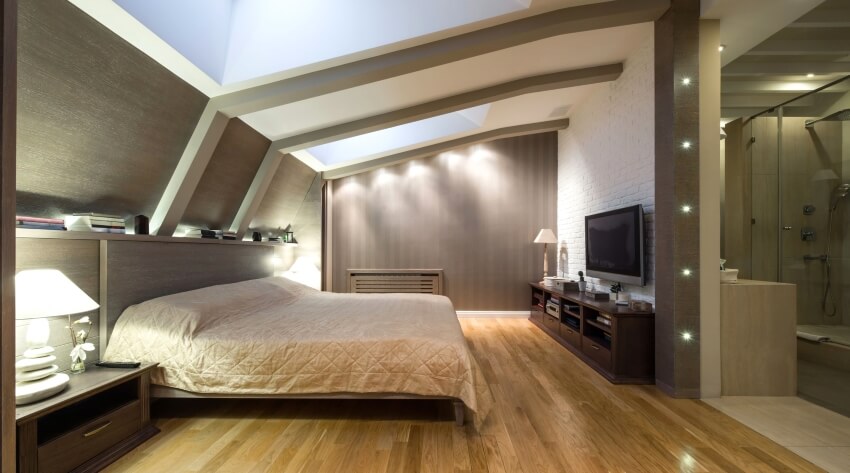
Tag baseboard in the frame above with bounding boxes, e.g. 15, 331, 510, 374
656, 379, 701, 399
456, 311, 530, 318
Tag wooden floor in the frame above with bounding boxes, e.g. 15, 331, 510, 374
104, 318, 824, 473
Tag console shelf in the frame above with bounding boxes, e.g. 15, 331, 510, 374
529, 282, 655, 384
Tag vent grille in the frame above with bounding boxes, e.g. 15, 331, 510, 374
347, 269, 444, 295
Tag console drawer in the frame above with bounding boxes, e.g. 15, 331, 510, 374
559, 323, 581, 348
582, 336, 612, 371
37, 400, 140, 473
542, 314, 560, 333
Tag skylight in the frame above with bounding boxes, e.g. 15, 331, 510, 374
306, 105, 491, 167
113, 0, 531, 85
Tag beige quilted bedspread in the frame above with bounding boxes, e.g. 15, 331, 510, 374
104, 277, 492, 416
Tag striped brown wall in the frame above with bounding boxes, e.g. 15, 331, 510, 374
181, 118, 270, 230
16, 0, 208, 219
330, 132, 558, 311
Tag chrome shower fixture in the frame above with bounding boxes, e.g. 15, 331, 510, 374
831, 183, 850, 211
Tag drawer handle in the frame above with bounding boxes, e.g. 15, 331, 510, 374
83, 421, 112, 438
591, 345, 600, 350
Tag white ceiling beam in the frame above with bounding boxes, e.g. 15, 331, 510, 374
228, 145, 285, 239
745, 40, 850, 55
210, 0, 669, 116
322, 119, 569, 180
148, 105, 229, 236
722, 62, 850, 76
272, 64, 622, 154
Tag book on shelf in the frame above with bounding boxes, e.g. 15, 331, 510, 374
16, 216, 64, 225
184, 229, 218, 239
17, 223, 66, 231
72, 212, 123, 219
66, 215, 126, 233
595, 316, 611, 326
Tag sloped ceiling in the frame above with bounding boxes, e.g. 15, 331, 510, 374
17, 0, 207, 219
17, 0, 317, 239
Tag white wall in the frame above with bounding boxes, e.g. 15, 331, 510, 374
557, 33, 655, 301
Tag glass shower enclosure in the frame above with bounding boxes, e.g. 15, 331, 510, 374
722, 77, 850, 417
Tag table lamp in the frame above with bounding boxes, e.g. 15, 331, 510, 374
534, 229, 558, 279
15, 269, 99, 405
283, 256, 321, 290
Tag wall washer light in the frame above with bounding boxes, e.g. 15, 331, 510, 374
681, 77, 691, 86
682, 141, 692, 149
681, 205, 692, 213
682, 268, 692, 276
806, 73, 815, 78
718, 44, 726, 52
681, 331, 693, 341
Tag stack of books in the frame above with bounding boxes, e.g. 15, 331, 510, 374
184, 229, 218, 239
16, 216, 66, 231
221, 231, 237, 240
596, 314, 612, 327
66, 213, 126, 233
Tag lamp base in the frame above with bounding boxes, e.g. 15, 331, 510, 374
15, 372, 70, 405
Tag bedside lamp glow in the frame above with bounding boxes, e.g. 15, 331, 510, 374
533, 229, 558, 279
15, 269, 99, 405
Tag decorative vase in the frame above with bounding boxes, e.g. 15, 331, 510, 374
578, 281, 587, 292
70, 355, 85, 374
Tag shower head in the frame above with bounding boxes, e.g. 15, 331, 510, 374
831, 183, 850, 210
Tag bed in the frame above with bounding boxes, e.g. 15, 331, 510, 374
103, 276, 491, 425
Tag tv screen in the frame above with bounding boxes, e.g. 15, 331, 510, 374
585, 205, 645, 286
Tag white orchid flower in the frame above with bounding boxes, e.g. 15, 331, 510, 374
70, 343, 96, 362
75, 316, 91, 324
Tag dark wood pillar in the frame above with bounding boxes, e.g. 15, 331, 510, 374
0, 0, 15, 470
654, 0, 702, 397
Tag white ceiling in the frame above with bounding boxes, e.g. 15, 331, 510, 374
240, 23, 652, 140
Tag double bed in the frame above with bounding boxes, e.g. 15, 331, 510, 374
103, 277, 491, 425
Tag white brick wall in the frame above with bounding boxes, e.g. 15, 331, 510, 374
557, 34, 655, 302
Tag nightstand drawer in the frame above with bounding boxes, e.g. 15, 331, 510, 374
37, 400, 140, 473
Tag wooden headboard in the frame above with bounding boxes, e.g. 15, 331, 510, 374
99, 240, 274, 355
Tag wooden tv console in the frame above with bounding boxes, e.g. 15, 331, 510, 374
529, 282, 655, 384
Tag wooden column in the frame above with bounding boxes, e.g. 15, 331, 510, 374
654, 0, 702, 397
1, 0, 15, 469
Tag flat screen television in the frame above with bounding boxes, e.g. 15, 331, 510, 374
585, 204, 645, 286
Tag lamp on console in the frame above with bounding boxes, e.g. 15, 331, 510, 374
533, 229, 558, 280
15, 269, 99, 405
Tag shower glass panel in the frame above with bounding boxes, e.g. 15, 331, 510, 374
730, 79, 850, 417
747, 85, 850, 417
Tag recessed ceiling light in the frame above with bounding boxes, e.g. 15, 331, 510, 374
807, 73, 815, 78
718, 44, 726, 52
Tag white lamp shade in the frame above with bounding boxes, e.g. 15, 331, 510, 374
533, 229, 557, 244
288, 256, 320, 274
15, 269, 99, 320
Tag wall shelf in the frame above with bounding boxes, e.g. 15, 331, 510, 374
15, 228, 284, 247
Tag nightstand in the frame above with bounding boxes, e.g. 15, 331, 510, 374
16, 364, 159, 473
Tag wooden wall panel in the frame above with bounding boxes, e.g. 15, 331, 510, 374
181, 118, 270, 230
249, 155, 317, 236
103, 240, 274, 346
15, 238, 100, 372
16, 0, 208, 219
330, 132, 558, 311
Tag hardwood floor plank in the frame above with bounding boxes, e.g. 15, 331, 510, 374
102, 319, 825, 473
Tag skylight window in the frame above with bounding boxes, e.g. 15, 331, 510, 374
113, 0, 530, 85
306, 104, 491, 166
